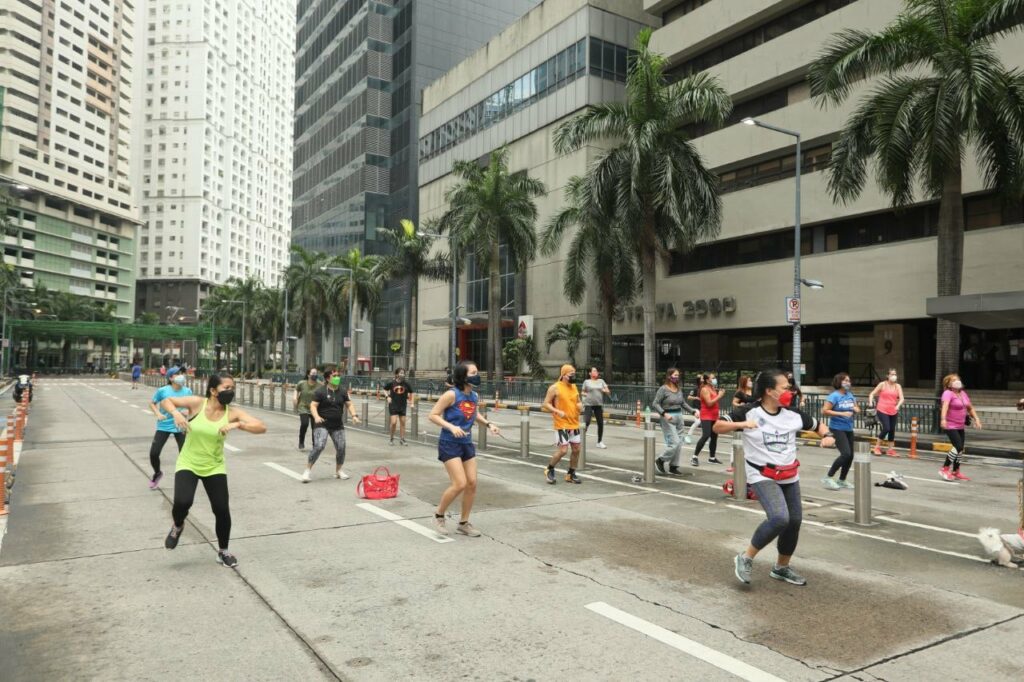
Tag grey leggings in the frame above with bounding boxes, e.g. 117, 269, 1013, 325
750, 479, 802, 556
308, 427, 347, 467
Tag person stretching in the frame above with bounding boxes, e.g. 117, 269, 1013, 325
821, 372, 859, 491
147, 367, 192, 489
302, 373, 360, 482
385, 367, 413, 445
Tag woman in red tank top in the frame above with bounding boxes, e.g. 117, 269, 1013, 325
692, 373, 726, 467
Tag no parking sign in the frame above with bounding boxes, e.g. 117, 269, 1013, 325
785, 296, 800, 323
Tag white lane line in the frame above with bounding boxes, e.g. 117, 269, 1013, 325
224, 443, 241, 452
810, 462, 956, 486
874, 516, 978, 539
803, 520, 987, 563
585, 602, 788, 682
355, 502, 454, 544
264, 462, 303, 481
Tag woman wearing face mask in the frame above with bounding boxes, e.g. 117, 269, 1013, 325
302, 371, 361, 482
939, 374, 983, 481
146, 367, 193, 489
821, 372, 859, 490
868, 368, 904, 456
651, 368, 697, 475
582, 367, 611, 449
385, 367, 414, 446
733, 375, 754, 407
160, 373, 266, 568
429, 361, 500, 536
692, 372, 726, 466
293, 367, 320, 451
542, 364, 585, 484
715, 369, 835, 586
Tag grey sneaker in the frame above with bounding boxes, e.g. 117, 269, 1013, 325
837, 478, 855, 490
433, 515, 449, 536
734, 554, 753, 584
822, 476, 841, 490
770, 565, 807, 586
456, 521, 481, 537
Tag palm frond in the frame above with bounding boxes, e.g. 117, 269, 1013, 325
970, 0, 1024, 40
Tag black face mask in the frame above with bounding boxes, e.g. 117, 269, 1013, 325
217, 390, 235, 406
466, 375, 481, 386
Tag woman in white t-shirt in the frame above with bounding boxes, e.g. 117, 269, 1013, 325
715, 369, 835, 587
581, 367, 611, 448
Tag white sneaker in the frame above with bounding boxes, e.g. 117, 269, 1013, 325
596, 442, 607, 449
301, 469, 311, 483
334, 469, 350, 480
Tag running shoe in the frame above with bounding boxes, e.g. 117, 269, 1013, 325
334, 470, 350, 480
389, 438, 394, 446
545, 466, 556, 484
216, 551, 238, 568
708, 457, 722, 464
596, 442, 607, 449
770, 565, 807, 586
433, 515, 449, 536
939, 467, 956, 482
149, 471, 164, 490
690, 456, 699, 467
669, 466, 682, 475
456, 521, 481, 537
725, 466, 735, 473
837, 479, 855, 490
953, 470, 971, 481
684, 436, 693, 445
656, 459, 666, 474
301, 469, 311, 483
734, 553, 753, 585
886, 448, 899, 457
822, 476, 841, 490
165, 524, 183, 550
297, 444, 306, 451
400, 438, 408, 446
872, 446, 882, 455
565, 471, 582, 484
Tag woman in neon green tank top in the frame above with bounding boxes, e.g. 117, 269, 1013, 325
159, 373, 265, 568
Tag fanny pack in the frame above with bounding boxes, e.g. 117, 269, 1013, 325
754, 460, 800, 481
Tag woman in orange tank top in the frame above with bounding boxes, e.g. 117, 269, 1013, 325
542, 364, 584, 485
868, 368, 904, 456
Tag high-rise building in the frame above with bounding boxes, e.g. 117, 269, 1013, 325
132, 0, 295, 320
0, 0, 139, 319
292, 0, 540, 367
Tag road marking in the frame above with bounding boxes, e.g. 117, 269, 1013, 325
802, 520, 987, 562
224, 443, 241, 452
874, 515, 978, 539
356, 502, 454, 544
585, 602, 788, 682
810, 463, 956, 486
264, 462, 303, 481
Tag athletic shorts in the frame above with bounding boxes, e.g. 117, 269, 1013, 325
389, 406, 407, 417
555, 428, 581, 446
438, 439, 476, 462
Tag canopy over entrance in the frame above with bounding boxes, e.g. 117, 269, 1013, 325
926, 291, 1024, 329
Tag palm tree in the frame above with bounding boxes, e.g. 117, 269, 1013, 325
328, 248, 383, 369
553, 28, 732, 386
439, 147, 545, 379
544, 320, 600, 369
207, 275, 264, 375
808, 0, 1024, 388
541, 175, 638, 377
376, 219, 451, 375
252, 287, 284, 371
285, 245, 334, 366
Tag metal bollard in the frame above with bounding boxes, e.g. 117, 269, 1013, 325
642, 419, 656, 484
578, 423, 587, 471
478, 405, 488, 451
280, 384, 288, 412
258, 384, 265, 408
854, 440, 873, 525
519, 407, 530, 459
732, 442, 747, 500
410, 402, 419, 442
361, 398, 369, 426
268, 384, 276, 410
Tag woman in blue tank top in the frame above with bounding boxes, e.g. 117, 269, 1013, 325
429, 361, 500, 538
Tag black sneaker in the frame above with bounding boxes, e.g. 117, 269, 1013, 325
165, 524, 183, 550
669, 466, 682, 475
217, 551, 238, 568
545, 466, 556, 484
656, 459, 666, 474
691, 456, 699, 467
565, 471, 582, 484
708, 457, 722, 464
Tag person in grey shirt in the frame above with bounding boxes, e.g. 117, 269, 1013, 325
651, 367, 697, 474
582, 367, 611, 448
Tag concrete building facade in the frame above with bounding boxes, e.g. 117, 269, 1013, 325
0, 0, 139, 319
132, 0, 294, 320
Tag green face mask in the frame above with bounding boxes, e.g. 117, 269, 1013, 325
330, 376, 341, 387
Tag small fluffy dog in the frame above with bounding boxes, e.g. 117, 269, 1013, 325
977, 528, 1024, 568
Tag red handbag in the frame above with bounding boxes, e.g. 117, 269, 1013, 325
357, 466, 400, 499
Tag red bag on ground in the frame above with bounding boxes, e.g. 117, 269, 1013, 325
722, 479, 758, 500
357, 466, 400, 499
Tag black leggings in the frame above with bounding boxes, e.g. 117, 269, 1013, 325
298, 413, 312, 447
827, 430, 855, 480
944, 429, 966, 470
171, 470, 231, 550
694, 420, 718, 458
583, 405, 604, 442
150, 431, 186, 476
877, 412, 897, 442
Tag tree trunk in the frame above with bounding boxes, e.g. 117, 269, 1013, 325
603, 306, 614, 380
934, 164, 964, 391
305, 312, 315, 370
488, 243, 503, 381
408, 278, 418, 376
641, 249, 657, 387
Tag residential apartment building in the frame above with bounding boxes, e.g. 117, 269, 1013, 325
292, 0, 539, 367
416, 0, 656, 371
0, 0, 139, 319
132, 0, 294, 320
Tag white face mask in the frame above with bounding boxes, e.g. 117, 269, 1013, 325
841, 381, 852, 390
888, 375, 897, 382
710, 378, 718, 387
952, 380, 963, 390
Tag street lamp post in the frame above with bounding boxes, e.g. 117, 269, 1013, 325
282, 286, 289, 375
418, 230, 458, 373
320, 267, 355, 376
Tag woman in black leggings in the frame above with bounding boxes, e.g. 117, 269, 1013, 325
692, 373, 726, 466
822, 372, 859, 490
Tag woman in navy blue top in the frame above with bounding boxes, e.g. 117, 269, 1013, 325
428, 361, 500, 538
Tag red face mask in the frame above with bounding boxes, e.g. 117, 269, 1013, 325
779, 390, 795, 407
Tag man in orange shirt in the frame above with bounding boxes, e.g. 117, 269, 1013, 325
542, 364, 584, 484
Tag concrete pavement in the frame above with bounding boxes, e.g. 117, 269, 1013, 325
1, 377, 1022, 681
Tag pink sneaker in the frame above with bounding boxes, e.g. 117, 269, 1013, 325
149, 472, 164, 490
953, 470, 970, 481
939, 467, 955, 482
886, 448, 899, 457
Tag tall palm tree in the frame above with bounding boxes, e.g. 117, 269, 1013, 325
376, 219, 451, 375
439, 147, 545, 379
252, 287, 284, 371
328, 248, 383, 369
809, 0, 1024, 388
207, 274, 264, 374
544, 320, 600, 369
285, 245, 334, 366
541, 175, 638, 377
554, 28, 732, 386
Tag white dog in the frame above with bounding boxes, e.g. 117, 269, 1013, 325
977, 528, 1024, 568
